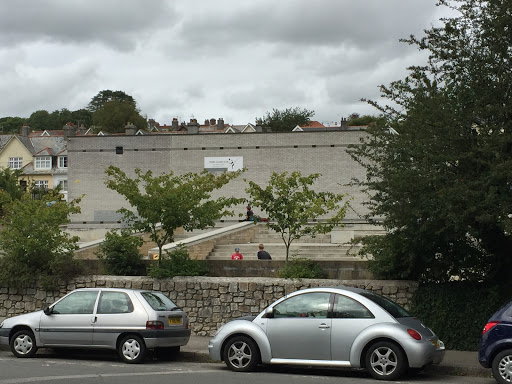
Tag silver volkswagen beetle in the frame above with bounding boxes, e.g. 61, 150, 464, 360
208, 286, 445, 380
0, 288, 190, 363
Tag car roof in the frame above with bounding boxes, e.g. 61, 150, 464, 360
73, 288, 154, 293
293, 286, 368, 294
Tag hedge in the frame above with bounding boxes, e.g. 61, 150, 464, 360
410, 282, 512, 351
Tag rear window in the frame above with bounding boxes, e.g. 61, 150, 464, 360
360, 292, 410, 318
140, 291, 178, 311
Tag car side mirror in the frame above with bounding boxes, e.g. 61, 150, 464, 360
264, 307, 274, 319
43, 306, 52, 315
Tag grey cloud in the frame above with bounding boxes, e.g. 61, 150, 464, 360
0, 58, 98, 117
0, 0, 176, 51
224, 81, 307, 111
177, 0, 438, 51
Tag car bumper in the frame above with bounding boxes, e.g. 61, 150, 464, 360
142, 329, 191, 349
0, 328, 10, 346
405, 338, 446, 368
208, 334, 223, 361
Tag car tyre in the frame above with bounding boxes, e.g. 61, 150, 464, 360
10, 329, 38, 358
365, 341, 407, 380
118, 335, 146, 364
492, 349, 512, 384
223, 335, 260, 372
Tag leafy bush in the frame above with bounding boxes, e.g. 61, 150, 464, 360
279, 258, 326, 279
0, 192, 83, 289
147, 245, 208, 278
97, 230, 146, 276
410, 282, 512, 351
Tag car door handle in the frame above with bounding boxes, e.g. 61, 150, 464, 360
319, 324, 330, 329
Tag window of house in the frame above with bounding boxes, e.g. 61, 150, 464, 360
35, 156, 52, 170
58, 156, 68, 168
8, 157, 22, 169
34, 180, 49, 190
58, 180, 68, 191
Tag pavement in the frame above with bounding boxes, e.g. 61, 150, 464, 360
181, 335, 492, 378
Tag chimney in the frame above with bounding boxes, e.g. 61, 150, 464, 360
218, 118, 224, 131
255, 119, 263, 132
186, 118, 199, 134
172, 118, 179, 130
78, 124, 87, 135
210, 118, 216, 126
204, 119, 209, 126
20, 124, 31, 136
125, 122, 137, 135
341, 118, 348, 129
63, 125, 73, 138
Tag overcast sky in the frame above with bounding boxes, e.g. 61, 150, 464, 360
0, 0, 452, 126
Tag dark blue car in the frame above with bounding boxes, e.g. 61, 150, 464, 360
479, 299, 512, 384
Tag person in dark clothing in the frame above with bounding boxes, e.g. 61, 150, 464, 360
257, 243, 272, 260
245, 205, 254, 221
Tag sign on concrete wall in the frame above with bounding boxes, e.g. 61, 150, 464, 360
204, 157, 243, 172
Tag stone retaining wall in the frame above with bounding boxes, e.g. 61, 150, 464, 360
0, 276, 418, 337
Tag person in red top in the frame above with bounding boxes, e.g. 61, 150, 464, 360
231, 247, 243, 260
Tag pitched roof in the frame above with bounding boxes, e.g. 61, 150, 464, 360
301, 121, 325, 128
28, 130, 64, 137
0, 135, 14, 152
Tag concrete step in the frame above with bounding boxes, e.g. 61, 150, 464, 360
208, 255, 366, 261
252, 232, 331, 243
208, 243, 363, 260
174, 222, 235, 240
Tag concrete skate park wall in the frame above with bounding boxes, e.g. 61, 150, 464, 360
0, 276, 418, 336
66, 130, 371, 229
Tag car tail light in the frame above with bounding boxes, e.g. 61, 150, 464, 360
482, 321, 500, 335
407, 328, 422, 340
146, 321, 164, 330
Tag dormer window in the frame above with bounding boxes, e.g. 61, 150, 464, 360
35, 156, 52, 170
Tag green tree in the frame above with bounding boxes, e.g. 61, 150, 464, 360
49, 108, 73, 129
0, 117, 26, 133
347, 114, 387, 127
87, 90, 136, 113
0, 167, 24, 215
246, 171, 350, 262
92, 100, 147, 133
27, 110, 52, 131
259, 107, 315, 132
105, 166, 243, 262
0, 166, 24, 197
348, 0, 512, 284
71, 108, 93, 128
0, 191, 83, 288
97, 230, 145, 276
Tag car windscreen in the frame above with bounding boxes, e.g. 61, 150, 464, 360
360, 292, 410, 318
140, 291, 178, 311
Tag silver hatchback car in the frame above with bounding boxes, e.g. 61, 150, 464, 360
209, 287, 445, 380
0, 288, 190, 363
